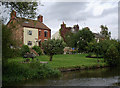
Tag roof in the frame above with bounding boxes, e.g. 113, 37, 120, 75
9, 17, 50, 30
93, 33, 105, 38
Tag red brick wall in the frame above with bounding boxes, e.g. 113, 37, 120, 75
7, 19, 24, 47
38, 29, 51, 43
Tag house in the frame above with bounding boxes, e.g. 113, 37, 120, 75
93, 33, 105, 43
7, 10, 51, 48
59, 22, 79, 41
53, 22, 104, 43
52, 31, 62, 40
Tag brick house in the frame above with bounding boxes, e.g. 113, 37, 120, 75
7, 10, 51, 47
59, 22, 79, 41
59, 22, 104, 43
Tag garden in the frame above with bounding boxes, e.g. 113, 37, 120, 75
2, 24, 120, 86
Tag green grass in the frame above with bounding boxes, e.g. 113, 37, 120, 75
37, 54, 106, 69
8, 54, 107, 69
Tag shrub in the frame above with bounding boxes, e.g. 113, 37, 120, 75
3, 61, 61, 85
21, 45, 30, 56
105, 44, 120, 66
32, 46, 42, 55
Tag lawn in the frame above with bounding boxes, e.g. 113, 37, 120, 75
9, 54, 107, 69
36, 54, 106, 69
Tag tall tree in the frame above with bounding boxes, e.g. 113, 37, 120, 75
76, 27, 94, 53
100, 25, 111, 39
2, 1, 38, 23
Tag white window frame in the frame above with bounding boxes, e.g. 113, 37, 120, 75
28, 30, 32, 35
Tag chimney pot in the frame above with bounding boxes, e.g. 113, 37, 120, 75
38, 15, 43, 22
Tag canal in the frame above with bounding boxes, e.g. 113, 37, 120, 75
8, 67, 120, 86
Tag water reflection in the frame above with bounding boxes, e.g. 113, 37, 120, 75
8, 67, 120, 86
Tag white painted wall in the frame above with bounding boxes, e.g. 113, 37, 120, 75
23, 27, 38, 48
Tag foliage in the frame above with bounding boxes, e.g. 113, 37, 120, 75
104, 44, 120, 66
42, 39, 65, 61
3, 61, 60, 85
32, 45, 42, 55
100, 25, 111, 39
64, 32, 76, 48
87, 39, 119, 59
21, 45, 30, 57
2, 2, 38, 19
76, 27, 95, 53
63, 27, 94, 53
2, 24, 14, 60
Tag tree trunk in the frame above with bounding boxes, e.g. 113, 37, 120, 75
50, 55, 53, 61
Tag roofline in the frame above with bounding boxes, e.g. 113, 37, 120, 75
23, 26, 51, 31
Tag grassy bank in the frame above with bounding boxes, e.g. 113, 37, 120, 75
37, 54, 107, 68
8, 54, 107, 69
3, 54, 107, 85
3, 61, 60, 85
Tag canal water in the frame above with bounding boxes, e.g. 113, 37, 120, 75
9, 67, 120, 86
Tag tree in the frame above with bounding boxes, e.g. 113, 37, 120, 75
64, 32, 77, 48
3, 2, 38, 18
100, 25, 111, 39
42, 39, 65, 61
2, 2, 39, 23
2, 24, 14, 59
105, 44, 120, 66
76, 27, 95, 53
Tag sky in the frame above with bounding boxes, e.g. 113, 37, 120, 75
35, 0, 119, 39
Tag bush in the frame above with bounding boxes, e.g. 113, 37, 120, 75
3, 61, 61, 85
32, 46, 42, 55
105, 44, 120, 66
21, 45, 30, 56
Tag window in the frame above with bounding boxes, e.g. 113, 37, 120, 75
28, 41, 32, 46
28, 30, 32, 35
44, 31, 47, 37
39, 31, 41, 36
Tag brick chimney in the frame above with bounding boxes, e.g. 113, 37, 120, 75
38, 15, 43, 22
61, 22, 66, 28
11, 10, 16, 19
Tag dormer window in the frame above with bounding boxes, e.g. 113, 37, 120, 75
28, 30, 32, 35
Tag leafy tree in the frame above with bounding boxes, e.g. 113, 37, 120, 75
2, 2, 38, 18
32, 45, 42, 55
42, 39, 65, 61
2, 24, 13, 60
105, 44, 120, 66
64, 32, 77, 48
100, 25, 111, 39
76, 27, 95, 53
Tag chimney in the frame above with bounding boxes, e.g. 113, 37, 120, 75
38, 15, 43, 22
61, 22, 66, 28
11, 10, 16, 19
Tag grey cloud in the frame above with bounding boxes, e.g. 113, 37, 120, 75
45, 2, 89, 22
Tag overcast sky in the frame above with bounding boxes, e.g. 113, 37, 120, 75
36, 0, 119, 39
